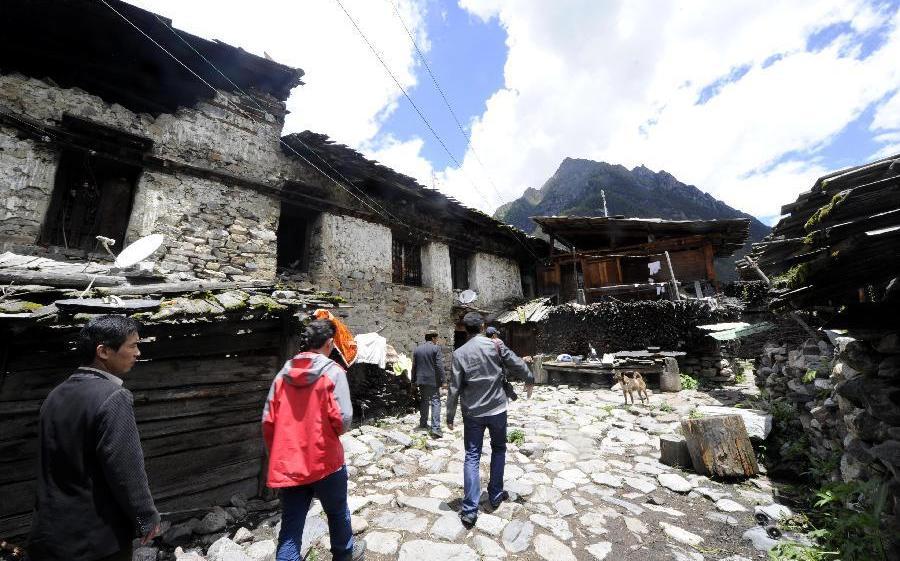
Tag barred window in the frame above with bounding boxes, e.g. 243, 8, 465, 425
450, 251, 470, 290
392, 238, 421, 286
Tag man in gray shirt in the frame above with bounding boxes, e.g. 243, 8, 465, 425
447, 312, 533, 525
411, 329, 445, 438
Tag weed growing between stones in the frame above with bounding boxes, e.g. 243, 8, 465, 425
507, 429, 525, 446
659, 402, 674, 413
680, 373, 699, 389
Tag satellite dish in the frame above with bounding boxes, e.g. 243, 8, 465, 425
114, 234, 164, 269
459, 289, 478, 304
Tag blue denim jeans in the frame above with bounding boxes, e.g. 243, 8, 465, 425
418, 384, 441, 433
462, 411, 507, 515
276, 466, 354, 561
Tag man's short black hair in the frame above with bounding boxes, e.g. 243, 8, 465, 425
77, 315, 141, 363
305, 319, 336, 349
462, 312, 484, 335
425, 329, 439, 342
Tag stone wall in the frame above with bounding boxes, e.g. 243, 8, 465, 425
756, 332, 900, 542
125, 172, 279, 280
420, 241, 452, 293
0, 128, 58, 244
307, 213, 392, 283
0, 72, 287, 279
469, 252, 522, 308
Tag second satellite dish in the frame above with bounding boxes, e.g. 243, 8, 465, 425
114, 234, 164, 269
458, 289, 478, 304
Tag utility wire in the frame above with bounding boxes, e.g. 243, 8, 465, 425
388, 0, 509, 208
333, 0, 505, 210
334, 0, 541, 259
94, 0, 540, 259
146, 12, 405, 228
97, 0, 395, 223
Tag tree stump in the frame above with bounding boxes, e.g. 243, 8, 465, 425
680, 415, 759, 478
660, 357, 681, 392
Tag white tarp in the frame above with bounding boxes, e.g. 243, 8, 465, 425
354, 332, 387, 369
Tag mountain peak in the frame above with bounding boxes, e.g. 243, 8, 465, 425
493, 157, 771, 279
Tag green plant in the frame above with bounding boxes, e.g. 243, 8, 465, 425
659, 402, 674, 413
770, 399, 797, 424
508, 429, 525, 446
802, 370, 817, 384
804, 190, 849, 231
769, 543, 837, 561
601, 404, 616, 413
412, 434, 429, 450
688, 408, 703, 419
680, 373, 699, 390
307, 546, 321, 561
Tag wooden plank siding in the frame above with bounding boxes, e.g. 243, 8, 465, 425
0, 316, 288, 539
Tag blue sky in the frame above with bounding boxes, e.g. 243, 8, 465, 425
378, 1, 507, 170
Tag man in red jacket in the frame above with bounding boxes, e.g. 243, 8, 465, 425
262, 319, 365, 561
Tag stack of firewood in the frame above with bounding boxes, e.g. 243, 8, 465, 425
538, 299, 741, 356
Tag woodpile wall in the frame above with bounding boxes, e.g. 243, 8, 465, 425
0, 315, 290, 539
537, 300, 741, 358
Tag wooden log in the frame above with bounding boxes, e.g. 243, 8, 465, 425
0, 270, 125, 287
680, 415, 759, 478
96, 279, 274, 296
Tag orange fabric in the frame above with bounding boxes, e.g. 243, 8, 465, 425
314, 309, 357, 366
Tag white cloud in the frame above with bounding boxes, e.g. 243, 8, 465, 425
421, 0, 900, 218
123, 0, 427, 146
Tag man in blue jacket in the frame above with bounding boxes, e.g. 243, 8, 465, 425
447, 312, 533, 526
411, 329, 445, 438
29, 315, 159, 561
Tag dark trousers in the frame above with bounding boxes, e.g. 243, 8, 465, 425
461, 411, 507, 515
276, 466, 354, 561
417, 384, 441, 433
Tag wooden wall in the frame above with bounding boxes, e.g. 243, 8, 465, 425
0, 315, 289, 539
537, 243, 716, 301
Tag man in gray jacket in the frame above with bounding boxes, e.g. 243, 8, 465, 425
447, 312, 533, 525
411, 329, 445, 438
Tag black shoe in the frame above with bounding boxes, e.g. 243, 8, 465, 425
490, 490, 509, 510
459, 511, 477, 527
414, 425, 428, 432
351, 538, 366, 561
430, 430, 443, 439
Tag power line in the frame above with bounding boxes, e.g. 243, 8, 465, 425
94, 0, 540, 260
332, 0, 505, 211
146, 12, 405, 228
388, 0, 509, 209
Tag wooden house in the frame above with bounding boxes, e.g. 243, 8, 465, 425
533, 216, 750, 303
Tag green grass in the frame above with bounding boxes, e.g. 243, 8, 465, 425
688, 408, 703, 419
802, 370, 817, 384
659, 402, 674, 413
507, 428, 525, 446
680, 373, 699, 390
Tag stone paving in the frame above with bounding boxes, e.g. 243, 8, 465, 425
175, 383, 789, 561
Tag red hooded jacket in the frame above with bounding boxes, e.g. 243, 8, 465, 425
262, 352, 353, 488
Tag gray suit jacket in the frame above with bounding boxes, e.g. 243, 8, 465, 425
447, 335, 533, 424
411, 341, 445, 386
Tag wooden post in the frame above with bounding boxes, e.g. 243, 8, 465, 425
744, 256, 771, 286
681, 415, 759, 478
664, 251, 680, 301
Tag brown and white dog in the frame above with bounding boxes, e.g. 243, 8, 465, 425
614, 370, 649, 405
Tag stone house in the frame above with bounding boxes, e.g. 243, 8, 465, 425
0, 0, 545, 354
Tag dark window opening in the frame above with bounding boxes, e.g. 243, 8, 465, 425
40, 151, 140, 252
277, 202, 317, 272
392, 238, 421, 286
450, 251, 470, 290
